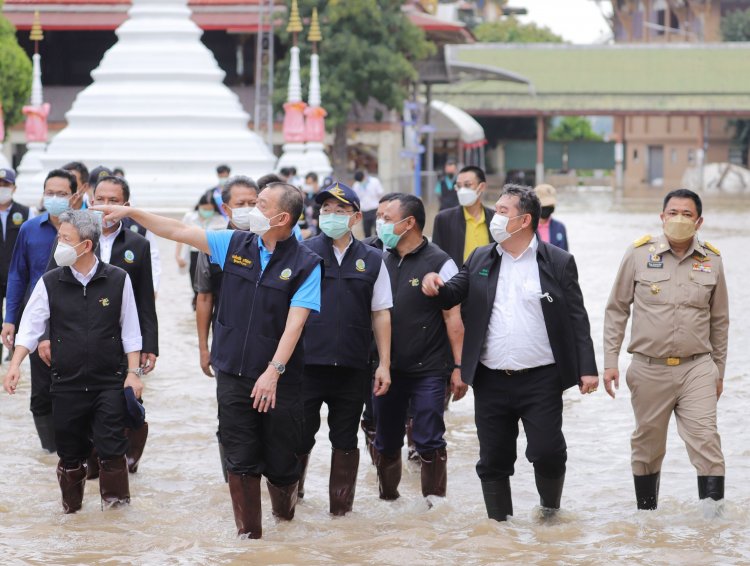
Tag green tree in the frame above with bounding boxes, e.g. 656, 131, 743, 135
721, 8, 750, 165
0, 2, 32, 135
548, 116, 602, 142
274, 0, 434, 175
474, 17, 564, 43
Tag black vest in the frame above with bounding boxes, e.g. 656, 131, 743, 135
0, 202, 30, 285
121, 217, 147, 237
303, 234, 381, 369
438, 177, 459, 211
44, 262, 127, 391
385, 238, 452, 378
211, 231, 322, 380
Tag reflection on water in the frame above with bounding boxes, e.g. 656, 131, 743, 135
1, 197, 749, 565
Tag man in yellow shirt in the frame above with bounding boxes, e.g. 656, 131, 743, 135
432, 166, 494, 267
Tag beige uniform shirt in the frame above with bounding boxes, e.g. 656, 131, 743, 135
604, 234, 729, 378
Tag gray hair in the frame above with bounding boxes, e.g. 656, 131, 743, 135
500, 184, 541, 231
221, 175, 259, 204
58, 210, 102, 249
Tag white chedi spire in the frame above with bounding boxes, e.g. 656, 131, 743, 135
18, 0, 276, 207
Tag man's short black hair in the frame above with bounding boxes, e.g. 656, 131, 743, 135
390, 193, 425, 231
44, 169, 77, 193
257, 173, 283, 191
216, 164, 231, 175
94, 175, 130, 202
379, 192, 400, 204
221, 176, 259, 204
458, 165, 486, 184
500, 183, 541, 231
663, 188, 702, 217
62, 161, 89, 186
266, 182, 304, 228
305, 172, 318, 183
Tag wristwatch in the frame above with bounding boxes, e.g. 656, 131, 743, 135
127, 367, 144, 377
269, 361, 286, 375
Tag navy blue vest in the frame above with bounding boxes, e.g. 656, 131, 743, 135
211, 231, 322, 381
303, 234, 382, 369
385, 238, 452, 378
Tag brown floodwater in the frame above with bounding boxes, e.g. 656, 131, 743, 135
1, 195, 748, 565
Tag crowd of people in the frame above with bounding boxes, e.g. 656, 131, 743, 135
0, 160, 729, 539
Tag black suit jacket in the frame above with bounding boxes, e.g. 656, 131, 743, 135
436, 239, 597, 390
0, 201, 30, 285
431, 204, 494, 268
47, 227, 159, 355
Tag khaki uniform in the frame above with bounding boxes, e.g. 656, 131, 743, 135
604, 234, 729, 476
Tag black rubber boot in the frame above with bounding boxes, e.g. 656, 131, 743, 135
329, 448, 359, 516
481, 478, 513, 522
125, 421, 148, 474
86, 448, 100, 480
56, 459, 87, 514
267, 480, 299, 521
535, 471, 565, 514
420, 447, 447, 498
297, 453, 310, 499
360, 419, 377, 466
698, 476, 724, 501
98, 455, 130, 509
634, 472, 660, 510
406, 419, 420, 466
33, 414, 57, 453
227, 472, 262, 538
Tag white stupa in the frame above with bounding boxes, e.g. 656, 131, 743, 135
16, 0, 276, 208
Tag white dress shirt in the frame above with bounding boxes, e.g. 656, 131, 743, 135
16, 258, 143, 354
98, 223, 122, 263
480, 236, 555, 370
352, 176, 384, 212
144, 229, 161, 292
332, 236, 393, 311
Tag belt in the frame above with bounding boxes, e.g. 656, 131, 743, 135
632, 352, 710, 367
483, 363, 555, 376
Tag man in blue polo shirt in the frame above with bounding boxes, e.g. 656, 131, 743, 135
1, 169, 78, 452
93, 181, 322, 539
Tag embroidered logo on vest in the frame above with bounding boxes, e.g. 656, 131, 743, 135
280, 268, 292, 281
355, 259, 366, 272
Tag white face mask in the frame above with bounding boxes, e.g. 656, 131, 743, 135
230, 206, 255, 231
489, 214, 524, 244
247, 206, 282, 236
0, 187, 13, 205
375, 217, 385, 235
457, 188, 479, 207
54, 241, 87, 267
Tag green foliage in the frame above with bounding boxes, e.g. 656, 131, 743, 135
0, 4, 32, 133
474, 16, 564, 43
548, 116, 602, 142
273, 0, 435, 129
721, 8, 750, 41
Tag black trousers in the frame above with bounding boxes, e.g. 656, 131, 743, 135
30, 350, 53, 417
52, 389, 128, 466
301, 365, 367, 453
473, 364, 567, 482
216, 371, 303, 485
362, 210, 376, 238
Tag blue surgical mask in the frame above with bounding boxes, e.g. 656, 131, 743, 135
378, 217, 410, 249
319, 213, 352, 240
44, 196, 70, 217
198, 208, 215, 220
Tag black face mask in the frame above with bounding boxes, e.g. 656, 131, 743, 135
540, 206, 555, 220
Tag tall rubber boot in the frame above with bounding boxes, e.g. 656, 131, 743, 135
698, 476, 724, 501
98, 455, 130, 510
125, 422, 148, 474
634, 472, 660, 510
56, 459, 87, 514
420, 447, 447, 498
535, 471, 565, 517
87, 448, 100, 480
227, 472, 262, 538
329, 448, 359, 516
406, 418, 419, 466
217, 432, 228, 483
360, 419, 377, 466
481, 478, 513, 522
33, 414, 56, 453
376, 451, 402, 501
297, 453, 310, 499
266, 480, 299, 521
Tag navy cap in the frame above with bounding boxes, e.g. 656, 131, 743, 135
315, 181, 360, 211
123, 386, 146, 430
89, 166, 112, 186
0, 168, 16, 184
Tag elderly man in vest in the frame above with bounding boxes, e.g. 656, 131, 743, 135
3, 210, 144, 513
93, 182, 322, 539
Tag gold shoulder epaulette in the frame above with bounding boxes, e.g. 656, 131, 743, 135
704, 241, 721, 256
633, 234, 652, 248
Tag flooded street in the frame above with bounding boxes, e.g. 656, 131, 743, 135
1, 195, 749, 565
